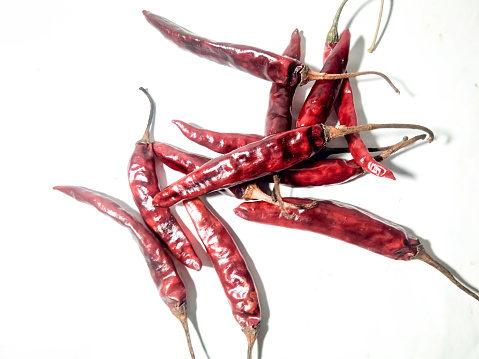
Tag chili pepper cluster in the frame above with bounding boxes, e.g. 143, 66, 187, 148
54, 2, 479, 358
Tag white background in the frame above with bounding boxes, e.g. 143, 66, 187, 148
1, 0, 479, 358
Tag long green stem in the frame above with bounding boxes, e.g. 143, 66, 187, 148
325, 0, 349, 44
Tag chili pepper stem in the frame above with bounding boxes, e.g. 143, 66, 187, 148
374, 134, 427, 162
302, 68, 400, 93
324, 123, 434, 143
368, 0, 385, 53
242, 326, 258, 359
171, 303, 196, 359
272, 175, 295, 220
413, 245, 479, 302
242, 183, 317, 212
138, 87, 155, 144
326, 0, 349, 44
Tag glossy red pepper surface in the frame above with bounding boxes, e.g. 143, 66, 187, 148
143, 11, 304, 86
152, 142, 250, 199
172, 120, 263, 155
152, 125, 326, 207
335, 79, 395, 179
265, 29, 302, 136
128, 142, 202, 270
278, 158, 363, 187
184, 198, 260, 328
234, 198, 420, 261
53, 186, 187, 309
296, 30, 350, 128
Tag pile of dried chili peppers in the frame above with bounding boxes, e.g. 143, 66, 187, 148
54, 2, 479, 358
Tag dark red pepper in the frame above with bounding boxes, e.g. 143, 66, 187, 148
183, 198, 260, 359
295, 30, 350, 128
142, 11, 382, 88
153, 142, 260, 357
154, 140, 360, 188
153, 125, 326, 207
264, 29, 302, 136
172, 120, 263, 155
323, 0, 395, 179
53, 186, 196, 357
235, 197, 419, 259
143, 11, 305, 86
152, 141, 248, 199
128, 88, 201, 270
335, 80, 395, 179
234, 198, 479, 301
153, 123, 432, 207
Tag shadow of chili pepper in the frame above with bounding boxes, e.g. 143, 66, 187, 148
344, 0, 376, 31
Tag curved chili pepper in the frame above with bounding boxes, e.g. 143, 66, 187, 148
143, 11, 305, 86
234, 198, 479, 302
172, 120, 263, 155
184, 198, 260, 359
235, 197, 419, 259
335, 80, 395, 179
142, 11, 388, 89
53, 186, 197, 357
323, 0, 395, 179
154, 140, 360, 188
153, 125, 326, 207
152, 142, 249, 199
295, 29, 350, 128
128, 88, 201, 270
264, 29, 302, 136
153, 122, 433, 208
153, 142, 260, 357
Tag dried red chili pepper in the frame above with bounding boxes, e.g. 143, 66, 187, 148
172, 120, 263, 155
53, 186, 196, 358
183, 198, 260, 359
167, 123, 420, 189
152, 142, 255, 201
234, 198, 479, 302
143, 10, 304, 86
295, 29, 350, 128
142, 10, 399, 90
264, 29, 302, 135
152, 123, 433, 208
325, 0, 395, 180
152, 143, 260, 357
128, 88, 201, 270
335, 79, 395, 179
172, 120, 394, 161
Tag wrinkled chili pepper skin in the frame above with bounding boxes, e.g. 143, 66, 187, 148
153, 140, 363, 189
128, 143, 202, 270
184, 199, 260, 328
234, 198, 420, 261
143, 11, 304, 86
152, 125, 326, 207
296, 30, 350, 128
265, 29, 302, 136
335, 79, 395, 179
152, 141, 210, 175
278, 158, 363, 187
152, 142, 249, 199
53, 186, 187, 309
172, 120, 263, 155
